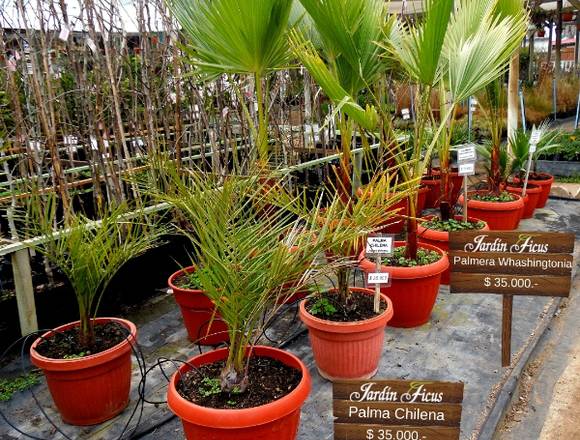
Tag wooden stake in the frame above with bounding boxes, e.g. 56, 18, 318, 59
374, 256, 381, 313
502, 294, 513, 367
462, 176, 468, 222
12, 249, 38, 336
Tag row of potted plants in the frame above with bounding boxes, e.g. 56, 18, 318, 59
21, 1, 539, 439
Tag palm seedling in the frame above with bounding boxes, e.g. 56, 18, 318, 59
167, 0, 294, 165
24, 197, 165, 348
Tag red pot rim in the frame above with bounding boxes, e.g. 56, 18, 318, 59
359, 241, 449, 278
527, 173, 554, 185
417, 216, 489, 242
506, 183, 542, 194
30, 317, 137, 371
459, 191, 524, 211
421, 176, 441, 184
298, 287, 393, 333
168, 266, 204, 295
167, 346, 311, 428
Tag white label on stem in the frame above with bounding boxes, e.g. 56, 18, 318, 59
457, 146, 477, 163
368, 272, 390, 284
366, 236, 394, 256
530, 128, 541, 146
529, 144, 537, 153
458, 162, 476, 176
402, 108, 410, 120
59, 25, 70, 41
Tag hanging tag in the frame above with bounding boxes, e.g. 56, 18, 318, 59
59, 25, 70, 41
401, 108, 410, 120
458, 162, 476, 176
90, 136, 99, 151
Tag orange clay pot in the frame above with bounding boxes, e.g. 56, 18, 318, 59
458, 191, 525, 230
506, 183, 541, 219
359, 242, 448, 328
167, 346, 311, 440
299, 287, 393, 381
168, 267, 229, 345
417, 216, 489, 285
517, 173, 554, 208
30, 317, 136, 426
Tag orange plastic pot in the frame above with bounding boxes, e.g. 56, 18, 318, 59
506, 183, 542, 219
432, 168, 464, 204
299, 288, 393, 381
381, 197, 407, 234
524, 173, 554, 208
416, 185, 430, 216
417, 216, 489, 285
29, 317, 136, 426
168, 267, 229, 345
458, 191, 525, 230
421, 176, 441, 208
359, 242, 448, 328
167, 346, 311, 440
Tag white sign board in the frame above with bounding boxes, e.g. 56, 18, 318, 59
458, 162, 476, 177
530, 128, 541, 146
457, 146, 477, 163
366, 236, 394, 256
367, 272, 390, 285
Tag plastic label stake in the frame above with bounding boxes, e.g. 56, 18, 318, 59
366, 235, 394, 313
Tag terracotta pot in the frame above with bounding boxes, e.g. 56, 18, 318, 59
421, 176, 441, 208
458, 191, 525, 230
168, 267, 229, 345
30, 317, 137, 426
359, 242, 448, 328
521, 173, 554, 208
299, 287, 393, 381
562, 12, 574, 22
167, 346, 311, 440
537, 29, 546, 37
381, 197, 407, 234
506, 183, 541, 219
416, 185, 430, 217
417, 216, 489, 285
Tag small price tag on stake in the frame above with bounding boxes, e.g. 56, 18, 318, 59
365, 235, 394, 256
367, 272, 390, 285
529, 144, 537, 153
401, 108, 410, 120
530, 128, 541, 146
458, 162, 475, 177
58, 25, 70, 42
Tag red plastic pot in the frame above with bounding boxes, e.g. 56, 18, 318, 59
359, 242, 448, 328
381, 197, 408, 234
421, 176, 441, 208
299, 287, 393, 381
168, 267, 229, 345
506, 183, 542, 219
523, 173, 554, 208
30, 317, 136, 426
562, 12, 574, 22
167, 346, 311, 440
416, 185, 429, 217
458, 191, 525, 230
432, 168, 464, 205
537, 29, 546, 37
417, 216, 489, 285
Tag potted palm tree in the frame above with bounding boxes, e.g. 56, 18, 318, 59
25, 198, 164, 425
158, 168, 344, 439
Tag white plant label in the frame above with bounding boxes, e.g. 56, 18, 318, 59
458, 162, 476, 176
366, 235, 394, 256
58, 25, 70, 41
401, 108, 411, 120
530, 128, 541, 146
87, 38, 97, 53
368, 272, 390, 285
529, 143, 537, 153
457, 146, 477, 163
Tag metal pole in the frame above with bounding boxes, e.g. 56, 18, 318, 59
553, 78, 558, 121
519, 81, 527, 132
467, 96, 473, 142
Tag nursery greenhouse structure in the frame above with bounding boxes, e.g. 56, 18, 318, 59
0, 0, 579, 439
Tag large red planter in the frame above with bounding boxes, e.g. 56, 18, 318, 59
525, 173, 554, 208
359, 242, 448, 328
381, 197, 408, 234
299, 288, 393, 381
30, 317, 136, 426
168, 267, 229, 345
167, 346, 311, 440
416, 185, 430, 217
459, 191, 525, 230
417, 216, 489, 285
506, 183, 541, 219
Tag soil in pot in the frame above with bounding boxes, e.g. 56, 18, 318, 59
418, 216, 488, 285
305, 291, 387, 322
35, 322, 127, 359
459, 191, 524, 230
176, 357, 301, 409
359, 242, 449, 328
299, 288, 393, 381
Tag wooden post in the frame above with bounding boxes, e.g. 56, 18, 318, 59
374, 256, 381, 313
502, 294, 513, 367
12, 249, 38, 336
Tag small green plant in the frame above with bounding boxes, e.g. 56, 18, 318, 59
421, 218, 485, 232
470, 191, 515, 202
198, 377, 222, 398
63, 352, 87, 360
385, 247, 441, 268
309, 298, 337, 317
0, 372, 40, 401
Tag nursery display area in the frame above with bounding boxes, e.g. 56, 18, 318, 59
0, 0, 578, 440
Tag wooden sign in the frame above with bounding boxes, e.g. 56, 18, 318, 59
449, 231, 575, 366
333, 380, 464, 440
